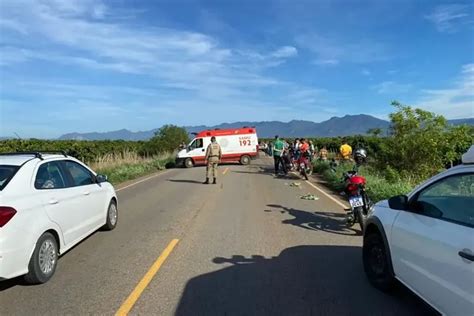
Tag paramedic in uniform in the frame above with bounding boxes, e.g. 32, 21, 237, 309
204, 136, 222, 184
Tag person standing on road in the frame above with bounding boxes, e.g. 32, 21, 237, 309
273, 135, 287, 176
204, 136, 222, 184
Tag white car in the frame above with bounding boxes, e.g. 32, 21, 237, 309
0, 152, 118, 284
363, 146, 474, 315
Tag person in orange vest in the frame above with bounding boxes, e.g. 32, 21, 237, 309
300, 138, 310, 154
339, 139, 353, 161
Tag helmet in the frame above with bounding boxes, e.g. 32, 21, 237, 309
354, 148, 367, 164
354, 148, 367, 159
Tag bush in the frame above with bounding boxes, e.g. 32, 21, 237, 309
313, 160, 331, 174
144, 125, 189, 155
0, 139, 145, 163
313, 160, 414, 202
96, 154, 175, 185
377, 101, 473, 181
381, 165, 401, 183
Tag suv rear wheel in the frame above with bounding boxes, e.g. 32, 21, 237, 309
24, 232, 58, 284
363, 232, 396, 292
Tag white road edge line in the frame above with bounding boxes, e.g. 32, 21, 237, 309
305, 180, 348, 209
116, 170, 172, 192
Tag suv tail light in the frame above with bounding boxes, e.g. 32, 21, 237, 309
0, 207, 17, 227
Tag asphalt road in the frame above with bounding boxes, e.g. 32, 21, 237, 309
0, 157, 437, 316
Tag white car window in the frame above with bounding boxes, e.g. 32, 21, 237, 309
0, 165, 19, 190
63, 161, 95, 187
35, 162, 67, 189
416, 173, 474, 227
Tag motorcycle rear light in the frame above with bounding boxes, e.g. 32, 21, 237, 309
0, 207, 17, 227
347, 184, 359, 193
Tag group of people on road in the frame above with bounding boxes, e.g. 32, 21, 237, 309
271, 136, 354, 176
272, 136, 316, 176
201, 135, 356, 183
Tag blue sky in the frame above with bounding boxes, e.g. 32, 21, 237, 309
0, 0, 473, 138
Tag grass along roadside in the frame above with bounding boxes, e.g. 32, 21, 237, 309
92, 152, 175, 185
313, 160, 414, 202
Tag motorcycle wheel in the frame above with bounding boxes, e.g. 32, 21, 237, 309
346, 212, 355, 228
301, 167, 308, 180
361, 191, 372, 215
355, 207, 367, 233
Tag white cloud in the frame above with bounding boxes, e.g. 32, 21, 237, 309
361, 69, 371, 76
271, 46, 298, 58
372, 81, 412, 94
0, 1, 306, 95
313, 59, 339, 66
425, 4, 472, 33
416, 63, 474, 119
0, 0, 324, 136
296, 33, 390, 64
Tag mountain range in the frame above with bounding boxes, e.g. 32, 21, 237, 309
58, 115, 474, 140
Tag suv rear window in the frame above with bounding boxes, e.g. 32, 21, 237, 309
0, 165, 20, 190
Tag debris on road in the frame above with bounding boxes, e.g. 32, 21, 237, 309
300, 194, 319, 200
288, 182, 301, 187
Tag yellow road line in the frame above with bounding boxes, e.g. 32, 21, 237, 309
305, 180, 348, 209
222, 167, 229, 175
115, 239, 180, 316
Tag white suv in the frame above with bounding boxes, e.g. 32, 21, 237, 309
0, 152, 118, 284
363, 146, 474, 315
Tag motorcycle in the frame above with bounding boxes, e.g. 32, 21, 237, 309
296, 152, 313, 180
281, 149, 294, 173
343, 168, 372, 232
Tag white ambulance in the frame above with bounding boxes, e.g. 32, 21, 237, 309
176, 127, 259, 168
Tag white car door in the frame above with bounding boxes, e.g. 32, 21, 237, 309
390, 172, 474, 315
62, 160, 107, 236
35, 161, 81, 245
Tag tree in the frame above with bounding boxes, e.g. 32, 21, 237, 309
367, 128, 383, 137
380, 101, 473, 180
443, 124, 473, 167
145, 125, 190, 155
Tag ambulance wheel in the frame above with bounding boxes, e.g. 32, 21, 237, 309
240, 155, 251, 165
184, 158, 194, 168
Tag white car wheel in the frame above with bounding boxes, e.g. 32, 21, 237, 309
102, 200, 118, 231
24, 232, 58, 284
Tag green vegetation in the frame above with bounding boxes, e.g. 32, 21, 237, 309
375, 101, 473, 181
143, 125, 190, 156
95, 153, 175, 185
0, 125, 189, 163
0, 139, 144, 163
313, 160, 414, 202
312, 103, 473, 202
0, 125, 189, 185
